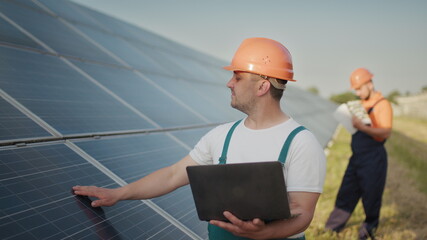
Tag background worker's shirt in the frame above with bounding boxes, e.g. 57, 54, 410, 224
362, 91, 393, 141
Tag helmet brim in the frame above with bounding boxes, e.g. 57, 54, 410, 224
223, 65, 296, 82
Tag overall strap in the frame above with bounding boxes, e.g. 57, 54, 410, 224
219, 119, 242, 164
367, 98, 385, 114
219, 121, 306, 165
278, 126, 306, 165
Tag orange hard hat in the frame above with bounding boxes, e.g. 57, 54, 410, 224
350, 68, 373, 89
223, 37, 296, 82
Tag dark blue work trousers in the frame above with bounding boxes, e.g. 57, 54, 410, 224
335, 130, 387, 232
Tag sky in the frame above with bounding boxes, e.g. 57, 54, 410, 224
71, 0, 427, 98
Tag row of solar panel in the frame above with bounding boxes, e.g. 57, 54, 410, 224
0, 0, 337, 146
0, 0, 247, 142
0, 0, 224, 80
0, 0, 239, 238
0, 129, 213, 239
0, 0, 338, 239
0, 0, 236, 238
0, 45, 243, 142
0, 42, 337, 146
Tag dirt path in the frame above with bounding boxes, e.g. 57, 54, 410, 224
380, 154, 427, 239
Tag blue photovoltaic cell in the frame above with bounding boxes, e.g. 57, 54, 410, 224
74, 133, 208, 239
153, 50, 220, 84
62, 1, 195, 60
0, 16, 44, 50
131, 43, 197, 81
57, 0, 146, 45
282, 86, 338, 146
37, 0, 112, 33
72, 60, 207, 127
145, 73, 244, 123
0, 97, 51, 141
171, 127, 214, 149
0, 46, 155, 135
42, 0, 203, 81
0, 0, 122, 66
70, 22, 168, 75
189, 80, 244, 121
0, 143, 190, 239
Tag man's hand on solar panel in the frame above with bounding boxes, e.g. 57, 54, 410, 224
72, 155, 197, 208
73, 186, 122, 207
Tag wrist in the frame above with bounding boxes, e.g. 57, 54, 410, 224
115, 186, 129, 201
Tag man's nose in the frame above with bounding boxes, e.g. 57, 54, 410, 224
226, 78, 234, 88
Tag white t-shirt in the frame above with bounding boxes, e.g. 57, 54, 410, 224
190, 118, 326, 193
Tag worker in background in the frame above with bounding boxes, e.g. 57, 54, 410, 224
325, 68, 393, 240
73, 37, 326, 240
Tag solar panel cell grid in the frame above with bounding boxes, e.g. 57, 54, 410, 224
171, 127, 215, 148
71, 24, 168, 74
0, 47, 155, 135
72, 60, 207, 127
0, 97, 52, 141
145, 73, 235, 123
0, 17, 44, 50
74, 133, 208, 238
0, 0, 122, 65
0, 144, 191, 239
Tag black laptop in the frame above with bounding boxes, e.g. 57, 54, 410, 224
186, 161, 291, 222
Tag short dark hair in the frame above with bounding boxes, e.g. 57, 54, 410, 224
270, 79, 287, 100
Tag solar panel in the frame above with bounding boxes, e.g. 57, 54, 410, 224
0, 16, 44, 51
0, 144, 194, 239
0, 97, 51, 142
0, 0, 122, 65
144, 73, 244, 123
70, 23, 168, 75
0, 46, 155, 135
74, 133, 208, 238
0, 0, 338, 239
283, 86, 338, 145
72, 60, 209, 127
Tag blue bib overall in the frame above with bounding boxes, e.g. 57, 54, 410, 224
334, 99, 388, 234
208, 120, 307, 240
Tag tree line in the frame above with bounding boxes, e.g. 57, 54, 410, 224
306, 86, 427, 104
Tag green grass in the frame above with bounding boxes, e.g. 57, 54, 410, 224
386, 131, 427, 194
305, 116, 427, 240
387, 116, 427, 194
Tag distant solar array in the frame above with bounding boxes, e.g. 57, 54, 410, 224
0, 0, 338, 239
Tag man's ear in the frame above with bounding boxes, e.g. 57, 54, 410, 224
257, 80, 271, 96
367, 81, 374, 91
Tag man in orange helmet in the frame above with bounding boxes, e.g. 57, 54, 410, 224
73, 38, 326, 240
325, 68, 393, 240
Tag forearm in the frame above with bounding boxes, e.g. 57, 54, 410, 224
210, 192, 320, 239
260, 204, 314, 239
73, 155, 199, 207
358, 125, 391, 139
118, 155, 197, 200
120, 166, 183, 200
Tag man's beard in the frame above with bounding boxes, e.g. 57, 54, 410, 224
230, 97, 255, 115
